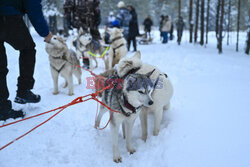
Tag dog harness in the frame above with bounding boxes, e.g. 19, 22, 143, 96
111, 36, 125, 56
50, 53, 67, 73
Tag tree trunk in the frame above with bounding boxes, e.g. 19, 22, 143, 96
215, 0, 221, 38
227, 0, 231, 45
206, 0, 210, 44
218, 0, 224, 53
194, 0, 200, 43
246, 27, 250, 54
236, 0, 241, 52
189, 0, 193, 43
178, 0, 181, 18
200, 0, 205, 45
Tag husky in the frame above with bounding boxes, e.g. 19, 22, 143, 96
72, 28, 108, 71
106, 27, 127, 70
45, 35, 82, 96
96, 52, 173, 143
95, 53, 155, 162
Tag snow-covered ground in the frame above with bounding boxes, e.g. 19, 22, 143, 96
0, 30, 250, 167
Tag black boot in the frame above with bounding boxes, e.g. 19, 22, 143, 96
14, 90, 41, 104
0, 108, 24, 121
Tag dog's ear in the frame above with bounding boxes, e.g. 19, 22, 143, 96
145, 69, 155, 78
79, 27, 84, 35
133, 51, 141, 60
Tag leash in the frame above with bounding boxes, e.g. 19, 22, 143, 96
0, 65, 120, 151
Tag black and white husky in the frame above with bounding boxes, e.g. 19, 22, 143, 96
95, 52, 156, 162
95, 52, 173, 162
72, 28, 108, 71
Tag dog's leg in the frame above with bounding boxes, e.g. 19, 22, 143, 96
74, 69, 82, 85
140, 109, 148, 142
153, 108, 163, 136
108, 49, 113, 70
94, 57, 98, 68
63, 79, 68, 88
125, 118, 136, 154
122, 122, 126, 139
111, 121, 122, 163
94, 105, 106, 128
67, 74, 74, 96
51, 70, 59, 95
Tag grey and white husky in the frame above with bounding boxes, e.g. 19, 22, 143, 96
72, 28, 108, 71
45, 35, 82, 96
95, 53, 156, 162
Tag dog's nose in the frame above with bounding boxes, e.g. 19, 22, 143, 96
148, 100, 154, 105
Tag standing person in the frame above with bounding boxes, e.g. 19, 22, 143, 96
169, 17, 174, 40
0, 0, 52, 121
176, 16, 185, 45
159, 15, 165, 41
143, 15, 153, 39
127, 5, 139, 52
116, 1, 132, 41
64, 0, 102, 69
161, 15, 171, 44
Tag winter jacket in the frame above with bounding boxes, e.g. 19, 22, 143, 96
64, 0, 101, 29
176, 18, 185, 31
162, 18, 171, 32
128, 8, 139, 38
143, 18, 153, 31
0, 0, 49, 37
116, 7, 132, 33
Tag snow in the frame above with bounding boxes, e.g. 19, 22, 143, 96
0, 30, 250, 167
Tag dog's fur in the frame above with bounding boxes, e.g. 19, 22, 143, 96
95, 52, 156, 162
96, 52, 173, 144
106, 28, 127, 70
45, 35, 82, 96
73, 28, 108, 71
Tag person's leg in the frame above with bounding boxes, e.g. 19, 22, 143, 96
4, 16, 40, 104
162, 32, 167, 43
166, 32, 169, 43
0, 42, 11, 108
132, 37, 137, 51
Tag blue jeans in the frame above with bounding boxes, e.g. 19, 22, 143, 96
162, 31, 168, 43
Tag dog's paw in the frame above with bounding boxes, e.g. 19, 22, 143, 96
128, 148, 136, 155
68, 92, 74, 96
153, 129, 160, 136
53, 91, 59, 95
141, 136, 147, 142
113, 156, 122, 163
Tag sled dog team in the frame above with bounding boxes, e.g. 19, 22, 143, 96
45, 27, 173, 163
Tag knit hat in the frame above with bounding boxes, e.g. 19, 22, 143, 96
117, 1, 125, 8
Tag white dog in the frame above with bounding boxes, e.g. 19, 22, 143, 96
116, 52, 174, 141
106, 27, 127, 70
45, 35, 82, 96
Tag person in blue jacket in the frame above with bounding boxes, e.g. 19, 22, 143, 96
0, 0, 53, 121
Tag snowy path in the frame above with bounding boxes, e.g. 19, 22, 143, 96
0, 31, 250, 167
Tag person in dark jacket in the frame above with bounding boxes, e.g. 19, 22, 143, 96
64, 0, 101, 69
0, 0, 52, 121
176, 16, 185, 45
159, 15, 164, 40
127, 5, 139, 52
116, 1, 132, 40
143, 15, 153, 39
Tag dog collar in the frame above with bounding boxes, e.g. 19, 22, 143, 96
111, 36, 123, 43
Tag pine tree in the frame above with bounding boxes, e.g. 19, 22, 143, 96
227, 0, 231, 45
189, 0, 193, 43
178, 0, 181, 18
205, 0, 210, 44
194, 0, 200, 43
215, 0, 221, 39
236, 0, 241, 52
218, 0, 224, 53
200, 0, 205, 45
